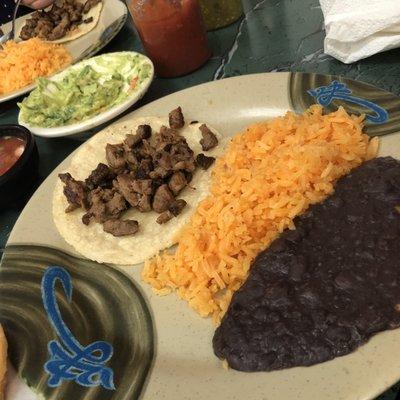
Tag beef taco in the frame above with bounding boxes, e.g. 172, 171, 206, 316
18, 0, 103, 44
53, 112, 226, 265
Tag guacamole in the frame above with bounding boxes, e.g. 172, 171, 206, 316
19, 53, 152, 128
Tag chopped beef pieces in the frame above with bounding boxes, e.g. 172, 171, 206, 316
132, 179, 153, 195
81, 212, 92, 225
138, 139, 156, 159
137, 195, 152, 212
170, 141, 194, 159
64, 2, 83, 22
36, 20, 53, 39
116, 174, 140, 207
87, 188, 126, 223
151, 178, 164, 193
135, 159, 153, 179
21, 29, 33, 41
173, 160, 196, 172
149, 167, 169, 180
83, 0, 101, 14
125, 124, 152, 148
199, 124, 218, 151
103, 219, 139, 237
184, 171, 193, 183
117, 175, 153, 211
47, 13, 70, 40
155, 141, 172, 153
157, 126, 185, 145
196, 153, 215, 170
213, 157, 400, 372
137, 124, 152, 140
86, 188, 107, 221
124, 134, 140, 149
105, 191, 126, 217
155, 150, 173, 171
59, 108, 219, 236
59, 173, 89, 211
106, 143, 126, 171
47, 4, 63, 19
65, 203, 79, 213
58, 172, 71, 184
156, 199, 186, 224
19, 0, 101, 41
156, 211, 174, 224
169, 106, 185, 129
152, 136, 195, 178
169, 199, 187, 216
168, 172, 187, 195
124, 150, 139, 169
85, 163, 115, 190
153, 184, 175, 213
21, 18, 51, 40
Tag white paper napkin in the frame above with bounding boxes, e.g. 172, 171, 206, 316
320, 0, 400, 63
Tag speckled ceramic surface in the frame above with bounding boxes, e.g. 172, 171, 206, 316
2, 73, 400, 400
0, 0, 127, 104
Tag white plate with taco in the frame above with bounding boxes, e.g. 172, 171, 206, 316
0, 0, 128, 103
4, 73, 400, 400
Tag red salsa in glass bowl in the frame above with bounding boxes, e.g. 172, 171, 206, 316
0, 125, 39, 209
0, 136, 26, 176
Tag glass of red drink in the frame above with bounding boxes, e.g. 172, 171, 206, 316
127, 0, 212, 78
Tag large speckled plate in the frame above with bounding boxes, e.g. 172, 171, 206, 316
0, 0, 128, 104
1, 72, 400, 400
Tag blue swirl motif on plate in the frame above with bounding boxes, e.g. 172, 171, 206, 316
308, 80, 389, 124
41, 266, 115, 390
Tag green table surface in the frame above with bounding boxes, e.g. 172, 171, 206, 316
1, 1, 400, 398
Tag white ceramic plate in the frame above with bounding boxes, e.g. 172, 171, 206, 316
17, 51, 154, 138
0, 0, 128, 104
1, 72, 400, 400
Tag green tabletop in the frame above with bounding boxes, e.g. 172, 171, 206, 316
1, 1, 400, 398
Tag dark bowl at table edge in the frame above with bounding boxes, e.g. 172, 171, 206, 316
0, 125, 39, 210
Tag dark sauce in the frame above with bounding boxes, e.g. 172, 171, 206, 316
0, 136, 26, 176
214, 157, 400, 372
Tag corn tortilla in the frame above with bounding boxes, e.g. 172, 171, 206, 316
53, 116, 226, 265
17, 0, 103, 44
